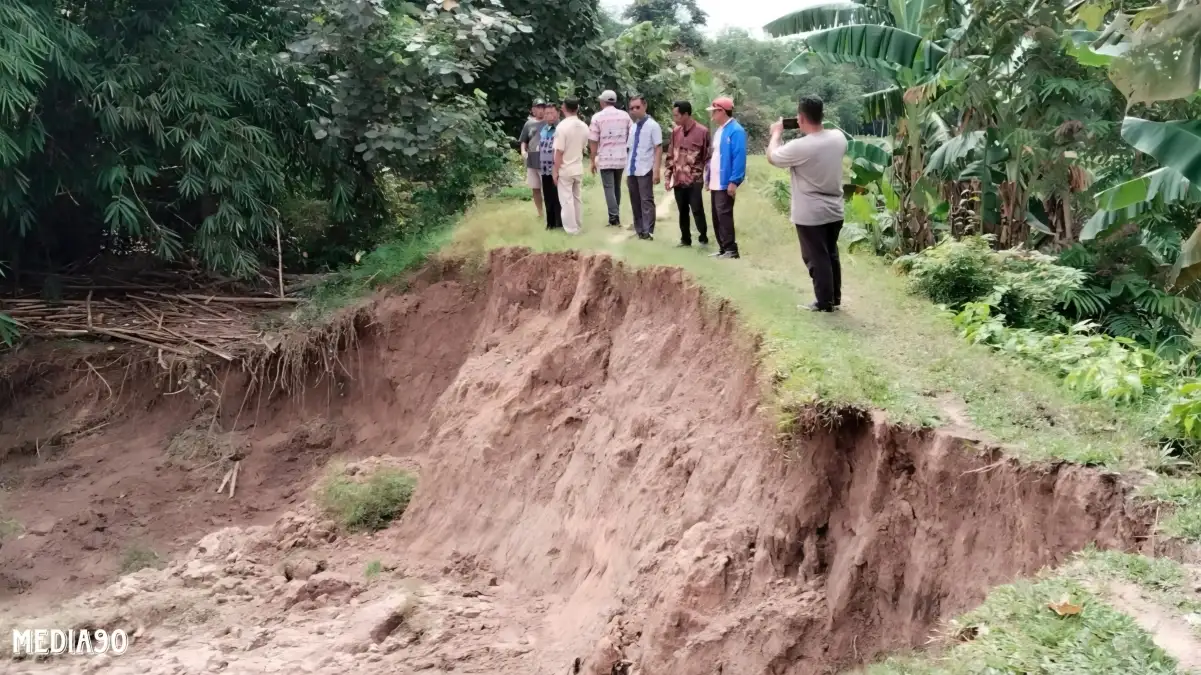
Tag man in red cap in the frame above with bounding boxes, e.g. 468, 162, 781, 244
703, 97, 746, 259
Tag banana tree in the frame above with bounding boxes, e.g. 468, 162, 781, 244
1069, 0, 1201, 286
765, 0, 969, 250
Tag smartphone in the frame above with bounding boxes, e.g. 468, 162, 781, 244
783, 118, 800, 130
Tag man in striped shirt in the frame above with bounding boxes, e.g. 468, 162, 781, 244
589, 90, 631, 227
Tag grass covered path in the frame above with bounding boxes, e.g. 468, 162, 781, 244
449, 157, 1157, 468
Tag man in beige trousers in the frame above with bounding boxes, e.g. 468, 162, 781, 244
553, 98, 590, 234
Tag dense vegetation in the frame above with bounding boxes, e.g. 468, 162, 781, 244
8, 0, 1201, 464
762, 0, 1201, 451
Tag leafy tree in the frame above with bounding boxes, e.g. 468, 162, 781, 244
285, 0, 521, 265
623, 0, 708, 54
607, 22, 693, 119
473, 0, 611, 135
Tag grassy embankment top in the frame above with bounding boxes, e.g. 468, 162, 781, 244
445, 157, 1159, 469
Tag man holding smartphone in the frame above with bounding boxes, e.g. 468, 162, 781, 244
768, 95, 848, 313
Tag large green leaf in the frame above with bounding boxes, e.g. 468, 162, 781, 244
1171, 224, 1201, 290
1064, 28, 1131, 66
1080, 201, 1154, 240
1121, 117, 1201, 184
862, 86, 905, 120
764, 2, 892, 36
1094, 167, 1198, 211
1108, 4, 1201, 105
924, 130, 985, 177
799, 24, 949, 76
823, 119, 893, 169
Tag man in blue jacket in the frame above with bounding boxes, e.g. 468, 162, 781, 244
703, 97, 747, 259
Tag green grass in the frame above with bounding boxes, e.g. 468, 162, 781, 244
857, 548, 1201, 674
119, 545, 163, 574
0, 516, 21, 540
317, 465, 417, 533
301, 227, 454, 319
859, 572, 1180, 674
447, 156, 1159, 467
365, 559, 383, 580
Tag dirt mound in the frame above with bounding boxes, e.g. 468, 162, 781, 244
0, 249, 1153, 673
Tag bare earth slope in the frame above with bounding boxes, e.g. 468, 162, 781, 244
1, 249, 1153, 674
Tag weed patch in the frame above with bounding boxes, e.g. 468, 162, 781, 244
0, 517, 21, 540
318, 465, 417, 533
120, 545, 163, 574
365, 560, 383, 580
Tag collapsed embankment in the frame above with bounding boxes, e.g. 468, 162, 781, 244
0, 248, 1153, 673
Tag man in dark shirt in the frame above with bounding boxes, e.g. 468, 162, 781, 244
664, 101, 710, 248
518, 101, 547, 220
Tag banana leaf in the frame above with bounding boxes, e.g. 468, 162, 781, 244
1094, 167, 1198, 211
1108, 5, 1201, 105
1170, 224, 1201, 290
924, 130, 985, 177
764, 2, 892, 36
1080, 202, 1154, 240
1121, 117, 1201, 184
797, 24, 949, 77
862, 86, 905, 120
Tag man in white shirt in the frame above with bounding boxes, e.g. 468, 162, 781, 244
768, 95, 848, 313
625, 96, 663, 240
554, 98, 591, 235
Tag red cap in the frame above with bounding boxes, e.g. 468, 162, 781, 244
706, 97, 734, 113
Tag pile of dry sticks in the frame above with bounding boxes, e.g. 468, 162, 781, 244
1, 290, 301, 360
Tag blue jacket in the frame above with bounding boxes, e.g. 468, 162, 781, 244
706, 119, 747, 190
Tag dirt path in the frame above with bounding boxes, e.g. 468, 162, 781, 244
1105, 582, 1201, 673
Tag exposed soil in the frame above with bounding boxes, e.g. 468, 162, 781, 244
0, 248, 1156, 674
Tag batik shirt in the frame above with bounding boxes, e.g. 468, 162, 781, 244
665, 122, 711, 188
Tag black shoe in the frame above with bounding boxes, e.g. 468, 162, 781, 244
716, 251, 739, 259
801, 302, 834, 313
637, 232, 653, 240
698, 238, 709, 246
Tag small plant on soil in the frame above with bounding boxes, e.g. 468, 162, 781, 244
120, 545, 163, 574
365, 560, 383, 580
166, 422, 240, 466
0, 517, 21, 540
318, 466, 417, 533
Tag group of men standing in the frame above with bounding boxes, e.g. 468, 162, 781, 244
517, 91, 851, 313
518, 92, 748, 260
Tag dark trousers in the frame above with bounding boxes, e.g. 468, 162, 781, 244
600, 169, 623, 224
541, 174, 562, 230
796, 221, 844, 309
627, 174, 656, 235
712, 190, 738, 255
673, 184, 708, 245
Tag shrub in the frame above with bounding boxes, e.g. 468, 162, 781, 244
120, 545, 163, 574
953, 301, 1173, 404
898, 235, 1087, 329
318, 466, 417, 533
1166, 382, 1201, 441
896, 236, 996, 308
763, 179, 790, 216
364, 560, 383, 580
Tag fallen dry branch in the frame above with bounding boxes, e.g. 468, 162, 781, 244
3, 289, 298, 357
